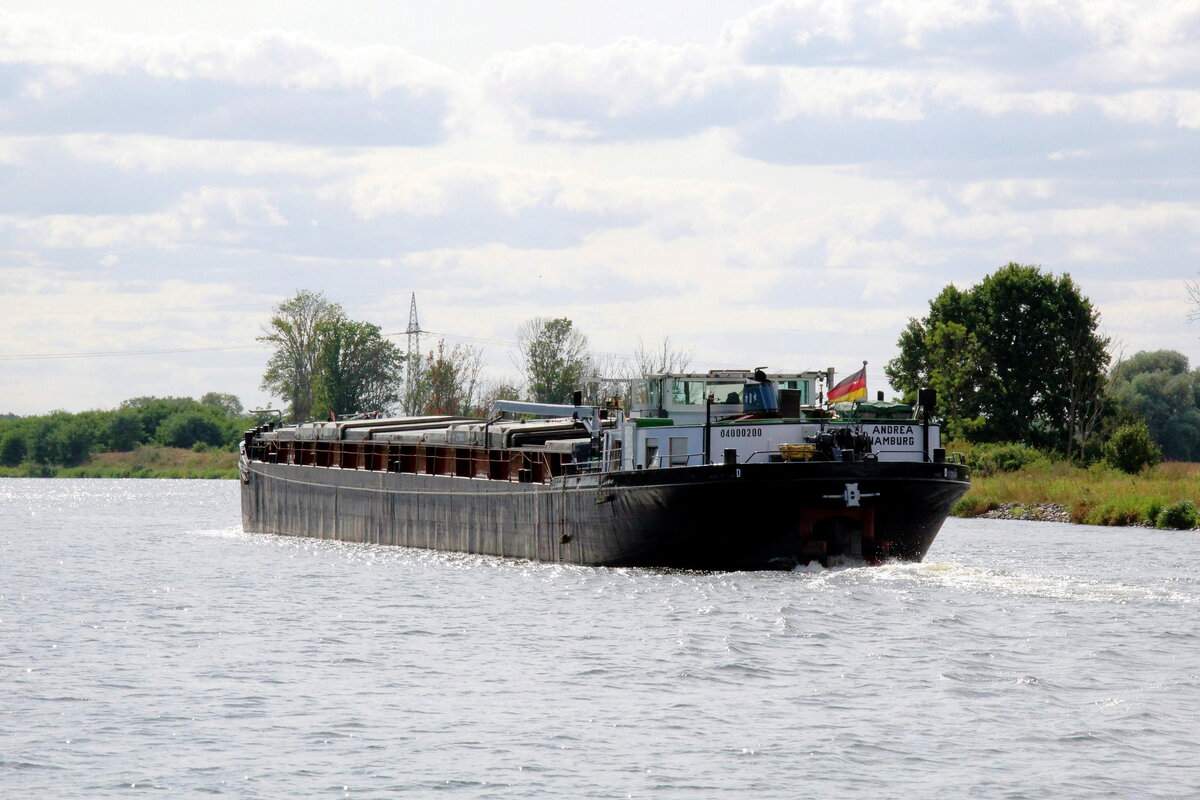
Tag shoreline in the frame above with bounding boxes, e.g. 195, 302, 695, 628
0, 445, 238, 479
964, 502, 1200, 530
955, 460, 1199, 530
972, 503, 1072, 523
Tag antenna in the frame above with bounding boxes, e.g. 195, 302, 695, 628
405, 293, 421, 414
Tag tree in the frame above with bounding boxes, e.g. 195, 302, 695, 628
1109, 350, 1200, 461
0, 427, 26, 466
517, 317, 591, 404
407, 339, 484, 416
18, 411, 101, 467
579, 352, 632, 407
259, 290, 344, 421
923, 321, 985, 441
155, 411, 226, 450
119, 396, 192, 435
1063, 324, 1113, 461
312, 319, 405, 418
476, 380, 524, 414
633, 337, 694, 376
115, 396, 248, 450
886, 263, 1110, 453
54, 417, 99, 467
105, 409, 144, 451
200, 392, 243, 417
28, 412, 71, 465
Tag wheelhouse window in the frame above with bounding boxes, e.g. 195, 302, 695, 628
705, 382, 743, 405
631, 379, 650, 408
671, 379, 704, 405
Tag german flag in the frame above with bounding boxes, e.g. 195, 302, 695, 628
828, 365, 867, 403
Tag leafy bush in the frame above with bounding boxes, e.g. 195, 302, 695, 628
0, 431, 26, 467
967, 442, 1045, 477
55, 417, 99, 467
1104, 422, 1163, 474
105, 410, 144, 451
1156, 500, 1198, 530
1, 394, 249, 469
155, 411, 226, 450
18, 461, 57, 477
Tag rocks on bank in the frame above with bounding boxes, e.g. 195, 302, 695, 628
978, 503, 1071, 523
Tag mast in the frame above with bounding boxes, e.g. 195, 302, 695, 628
405, 293, 421, 415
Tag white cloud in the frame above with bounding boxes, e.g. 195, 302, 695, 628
484, 37, 776, 141
1093, 90, 1200, 130
724, 0, 1009, 65
0, 12, 460, 145
0, 186, 291, 250
4, 3, 1200, 414
55, 134, 346, 177
473, 0, 1200, 187
0, 12, 457, 90
726, 0, 1200, 86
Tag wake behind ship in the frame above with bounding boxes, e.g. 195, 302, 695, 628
240, 369, 970, 570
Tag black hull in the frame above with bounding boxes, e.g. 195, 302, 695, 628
240, 460, 969, 570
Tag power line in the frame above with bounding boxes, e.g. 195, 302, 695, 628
395, 329, 751, 369
1, 324, 874, 376
0, 344, 268, 361
408, 329, 518, 348
403, 329, 639, 362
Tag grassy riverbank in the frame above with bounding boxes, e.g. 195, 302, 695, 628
953, 460, 1200, 527
0, 445, 238, 479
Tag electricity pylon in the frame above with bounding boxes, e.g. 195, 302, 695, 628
405, 293, 421, 415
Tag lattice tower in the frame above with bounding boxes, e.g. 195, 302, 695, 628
405, 293, 421, 415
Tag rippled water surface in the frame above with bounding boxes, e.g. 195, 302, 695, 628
3, 479, 1199, 798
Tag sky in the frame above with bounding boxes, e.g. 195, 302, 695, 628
2, 0, 1199, 415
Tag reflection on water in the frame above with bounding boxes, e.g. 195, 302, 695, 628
2, 480, 1198, 798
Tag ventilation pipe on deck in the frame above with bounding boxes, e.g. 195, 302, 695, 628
705, 396, 713, 465
917, 388, 937, 462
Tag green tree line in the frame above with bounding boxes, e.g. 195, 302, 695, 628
0, 297, 638, 471
258, 291, 664, 421
11, 276, 1197, 476
259, 290, 404, 421
888, 262, 1200, 472
0, 393, 252, 469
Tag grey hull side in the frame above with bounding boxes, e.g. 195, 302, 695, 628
240, 460, 970, 570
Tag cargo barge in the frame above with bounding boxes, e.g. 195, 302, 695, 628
240, 370, 970, 570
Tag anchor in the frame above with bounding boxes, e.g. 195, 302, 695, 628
823, 482, 879, 508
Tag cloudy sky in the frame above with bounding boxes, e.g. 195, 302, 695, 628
2, 0, 1198, 415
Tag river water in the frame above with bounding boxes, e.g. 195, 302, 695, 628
2, 479, 1198, 798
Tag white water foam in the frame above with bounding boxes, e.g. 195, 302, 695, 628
870, 560, 1199, 604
